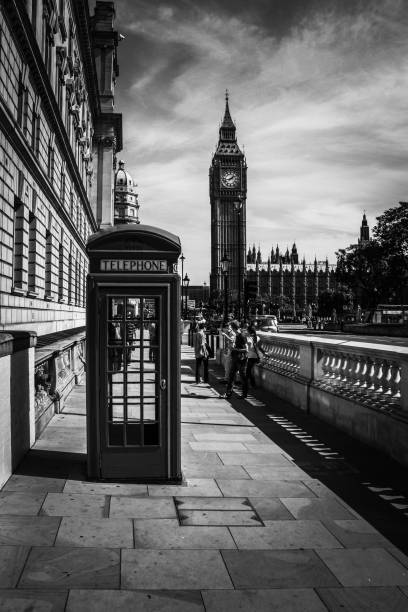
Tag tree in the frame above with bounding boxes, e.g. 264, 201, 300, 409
336, 241, 387, 310
373, 202, 408, 303
336, 202, 408, 309
318, 288, 353, 318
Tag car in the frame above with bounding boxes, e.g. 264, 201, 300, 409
252, 316, 279, 333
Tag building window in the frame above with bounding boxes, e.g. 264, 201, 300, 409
32, 97, 41, 156
60, 164, 66, 205
47, 137, 55, 181
68, 251, 73, 303
45, 230, 52, 299
58, 243, 64, 301
17, 67, 29, 135
12, 198, 25, 290
28, 212, 37, 294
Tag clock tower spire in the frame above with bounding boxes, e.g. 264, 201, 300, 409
209, 93, 247, 314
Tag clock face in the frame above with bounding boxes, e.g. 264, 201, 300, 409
221, 169, 239, 188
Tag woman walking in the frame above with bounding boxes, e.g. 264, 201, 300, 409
193, 322, 209, 384
245, 324, 264, 390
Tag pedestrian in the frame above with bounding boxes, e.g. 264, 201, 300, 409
193, 322, 209, 384
221, 320, 236, 383
221, 320, 248, 399
245, 324, 264, 389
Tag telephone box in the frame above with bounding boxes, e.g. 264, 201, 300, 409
86, 225, 181, 482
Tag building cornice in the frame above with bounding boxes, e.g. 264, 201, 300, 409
4, 0, 98, 232
0, 100, 92, 256
72, 0, 100, 119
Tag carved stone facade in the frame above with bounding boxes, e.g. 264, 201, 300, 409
0, 0, 122, 334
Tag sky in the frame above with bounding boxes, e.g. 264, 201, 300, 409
113, 0, 408, 284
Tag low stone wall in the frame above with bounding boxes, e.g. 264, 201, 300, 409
216, 330, 408, 467
344, 323, 408, 337
0, 331, 36, 488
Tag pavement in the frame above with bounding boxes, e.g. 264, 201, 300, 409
1, 346, 408, 610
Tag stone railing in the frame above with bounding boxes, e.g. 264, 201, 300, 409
257, 334, 408, 414
254, 333, 408, 466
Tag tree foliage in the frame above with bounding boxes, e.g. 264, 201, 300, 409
318, 288, 354, 318
336, 202, 408, 308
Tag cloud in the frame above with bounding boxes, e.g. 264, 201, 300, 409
114, 0, 408, 283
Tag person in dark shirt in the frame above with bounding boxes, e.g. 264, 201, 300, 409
221, 320, 248, 399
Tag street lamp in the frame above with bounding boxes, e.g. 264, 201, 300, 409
179, 253, 185, 318
183, 273, 190, 318
234, 196, 243, 321
221, 252, 231, 324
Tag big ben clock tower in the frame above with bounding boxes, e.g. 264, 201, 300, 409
209, 92, 247, 312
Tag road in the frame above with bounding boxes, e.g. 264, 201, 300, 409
277, 324, 408, 347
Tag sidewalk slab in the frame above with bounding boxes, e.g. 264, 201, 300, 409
1, 344, 407, 609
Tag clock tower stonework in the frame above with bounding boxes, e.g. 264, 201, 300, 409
209, 93, 247, 304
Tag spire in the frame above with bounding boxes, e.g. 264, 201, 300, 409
215, 92, 242, 155
359, 211, 370, 244
221, 89, 235, 129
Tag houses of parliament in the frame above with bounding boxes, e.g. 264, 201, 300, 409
209, 95, 369, 316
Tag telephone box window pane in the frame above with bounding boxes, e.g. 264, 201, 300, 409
126, 382, 141, 398
144, 299, 156, 319
126, 298, 141, 320
127, 372, 141, 383
109, 400, 124, 422
109, 423, 124, 446
128, 403, 141, 422
144, 423, 159, 445
143, 383, 156, 398
126, 424, 141, 445
144, 403, 157, 422
109, 382, 124, 397
108, 348, 124, 373
109, 298, 124, 319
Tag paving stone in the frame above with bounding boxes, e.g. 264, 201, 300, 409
201, 588, 328, 611
179, 510, 262, 526
317, 586, 408, 611
219, 452, 293, 465
122, 549, 234, 590
181, 453, 222, 465
0, 590, 67, 611
323, 519, 391, 548
189, 441, 248, 452
0, 516, 60, 546
0, 491, 46, 515
41, 493, 107, 518
304, 479, 339, 498
148, 478, 222, 497
193, 433, 258, 442
110, 497, 177, 518
133, 518, 236, 548
244, 444, 285, 453
55, 517, 134, 548
281, 498, 357, 520
3, 475, 65, 493
216, 479, 316, 498
244, 466, 311, 480
19, 547, 120, 589
175, 497, 251, 511
222, 549, 340, 588
231, 520, 342, 549
0, 546, 30, 587
63, 480, 148, 496
249, 497, 297, 521
66, 589, 205, 611
182, 464, 250, 479
316, 548, 408, 586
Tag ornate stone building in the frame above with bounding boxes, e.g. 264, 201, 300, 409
0, 0, 122, 334
0, 1, 122, 453
209, 93, 247, 304
114, 160, 140, 224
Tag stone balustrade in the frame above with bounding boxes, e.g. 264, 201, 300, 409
217, 330, 408, 467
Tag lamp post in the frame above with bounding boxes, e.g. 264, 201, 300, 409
183, 273, 190, 318
234, 196, 243, 321
180, 253, 185, 318
221, 252, 231, 324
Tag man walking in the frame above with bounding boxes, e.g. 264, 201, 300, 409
221, 320, 248, 399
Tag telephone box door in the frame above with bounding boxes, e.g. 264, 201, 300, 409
99, 287, 168, 479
